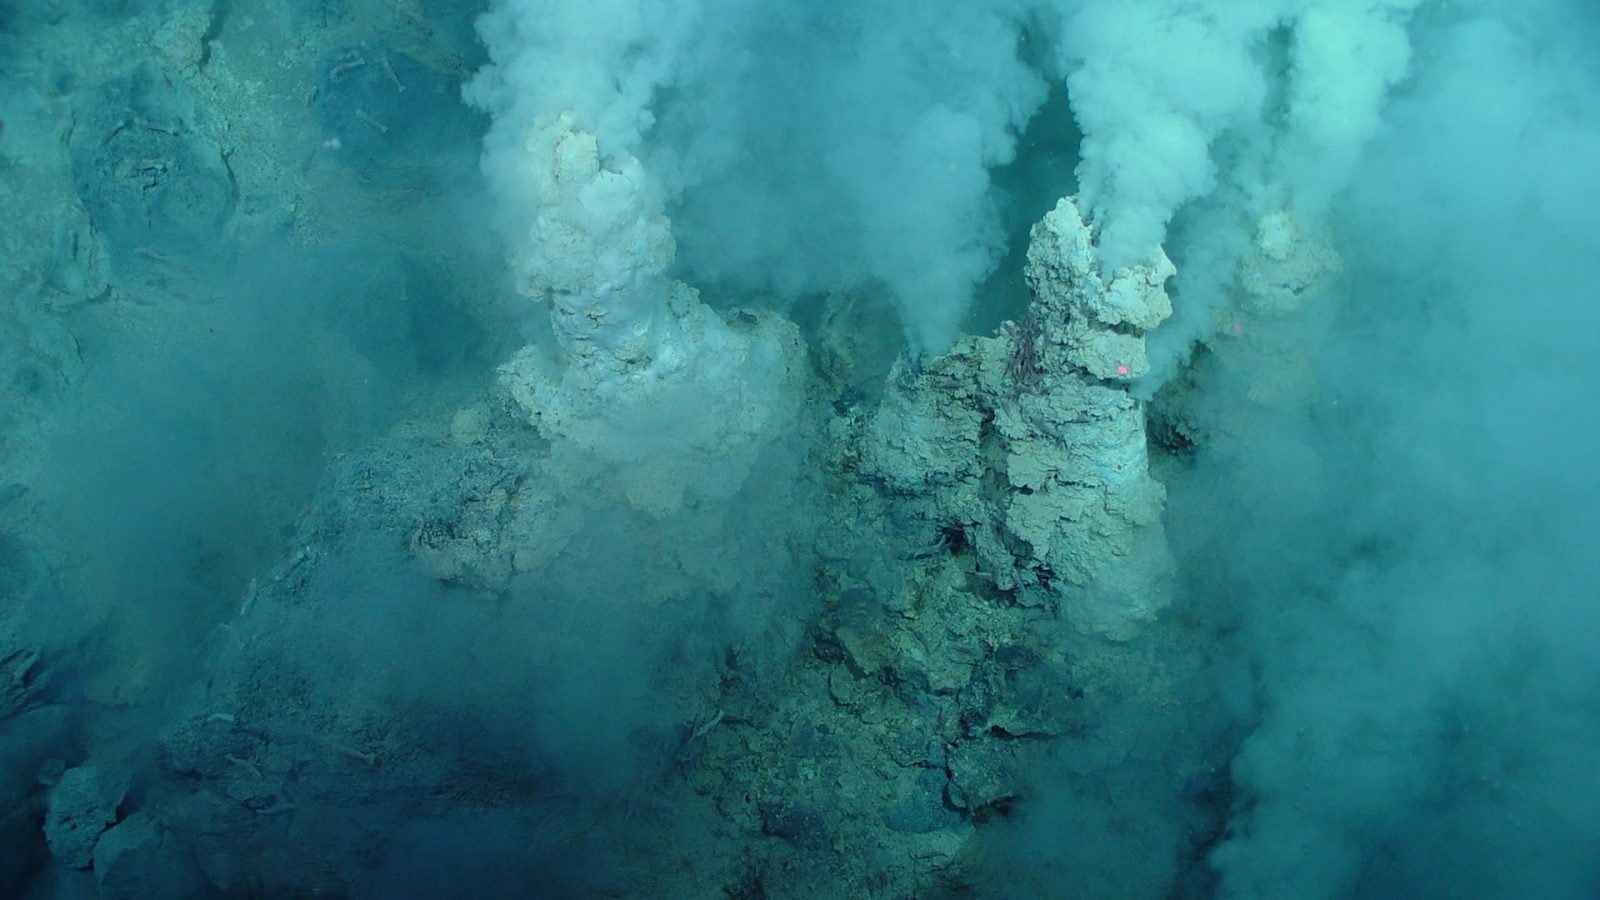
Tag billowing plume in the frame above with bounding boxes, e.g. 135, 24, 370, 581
469, 0, 1049, 355
1054, 0, 1421, 267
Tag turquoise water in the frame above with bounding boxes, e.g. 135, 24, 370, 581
2, 1, 1598, 897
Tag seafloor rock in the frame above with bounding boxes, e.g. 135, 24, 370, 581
92, 811, 207, 899
1025, 197, 1176, 381
310, 41, 482, 190
858, 197, 1175, 639
44, 765, 125, 870
67, 66, 235, 264
495, 116, 806, 517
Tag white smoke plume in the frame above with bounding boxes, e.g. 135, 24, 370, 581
1047, 0, 1423, 388
1205, 4, 1600, 895
1052, 0, 1422, 266
468, 0, 1049, 355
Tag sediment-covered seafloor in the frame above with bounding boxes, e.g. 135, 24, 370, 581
2, 2, 1599, 898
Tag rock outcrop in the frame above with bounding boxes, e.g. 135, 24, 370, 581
859, 197, 1175, 639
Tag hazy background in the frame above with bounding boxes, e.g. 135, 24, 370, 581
969, 4, 1600, 896
1191, 7, 1600, 894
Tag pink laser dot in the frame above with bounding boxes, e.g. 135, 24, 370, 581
1116, 364, 1130, 377
1231, 321, 1243, 335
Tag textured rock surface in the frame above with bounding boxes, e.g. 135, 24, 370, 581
45, 766, 125, 870
858, 197, 1175, 639
93, 811, 206, 899
1025, 197, 1176, 381
0, 6, 1257, 895
497, 115, 806, 516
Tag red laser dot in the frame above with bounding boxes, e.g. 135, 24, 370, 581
1231, 321, 1243, 335
1116, 364, 1129, 377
